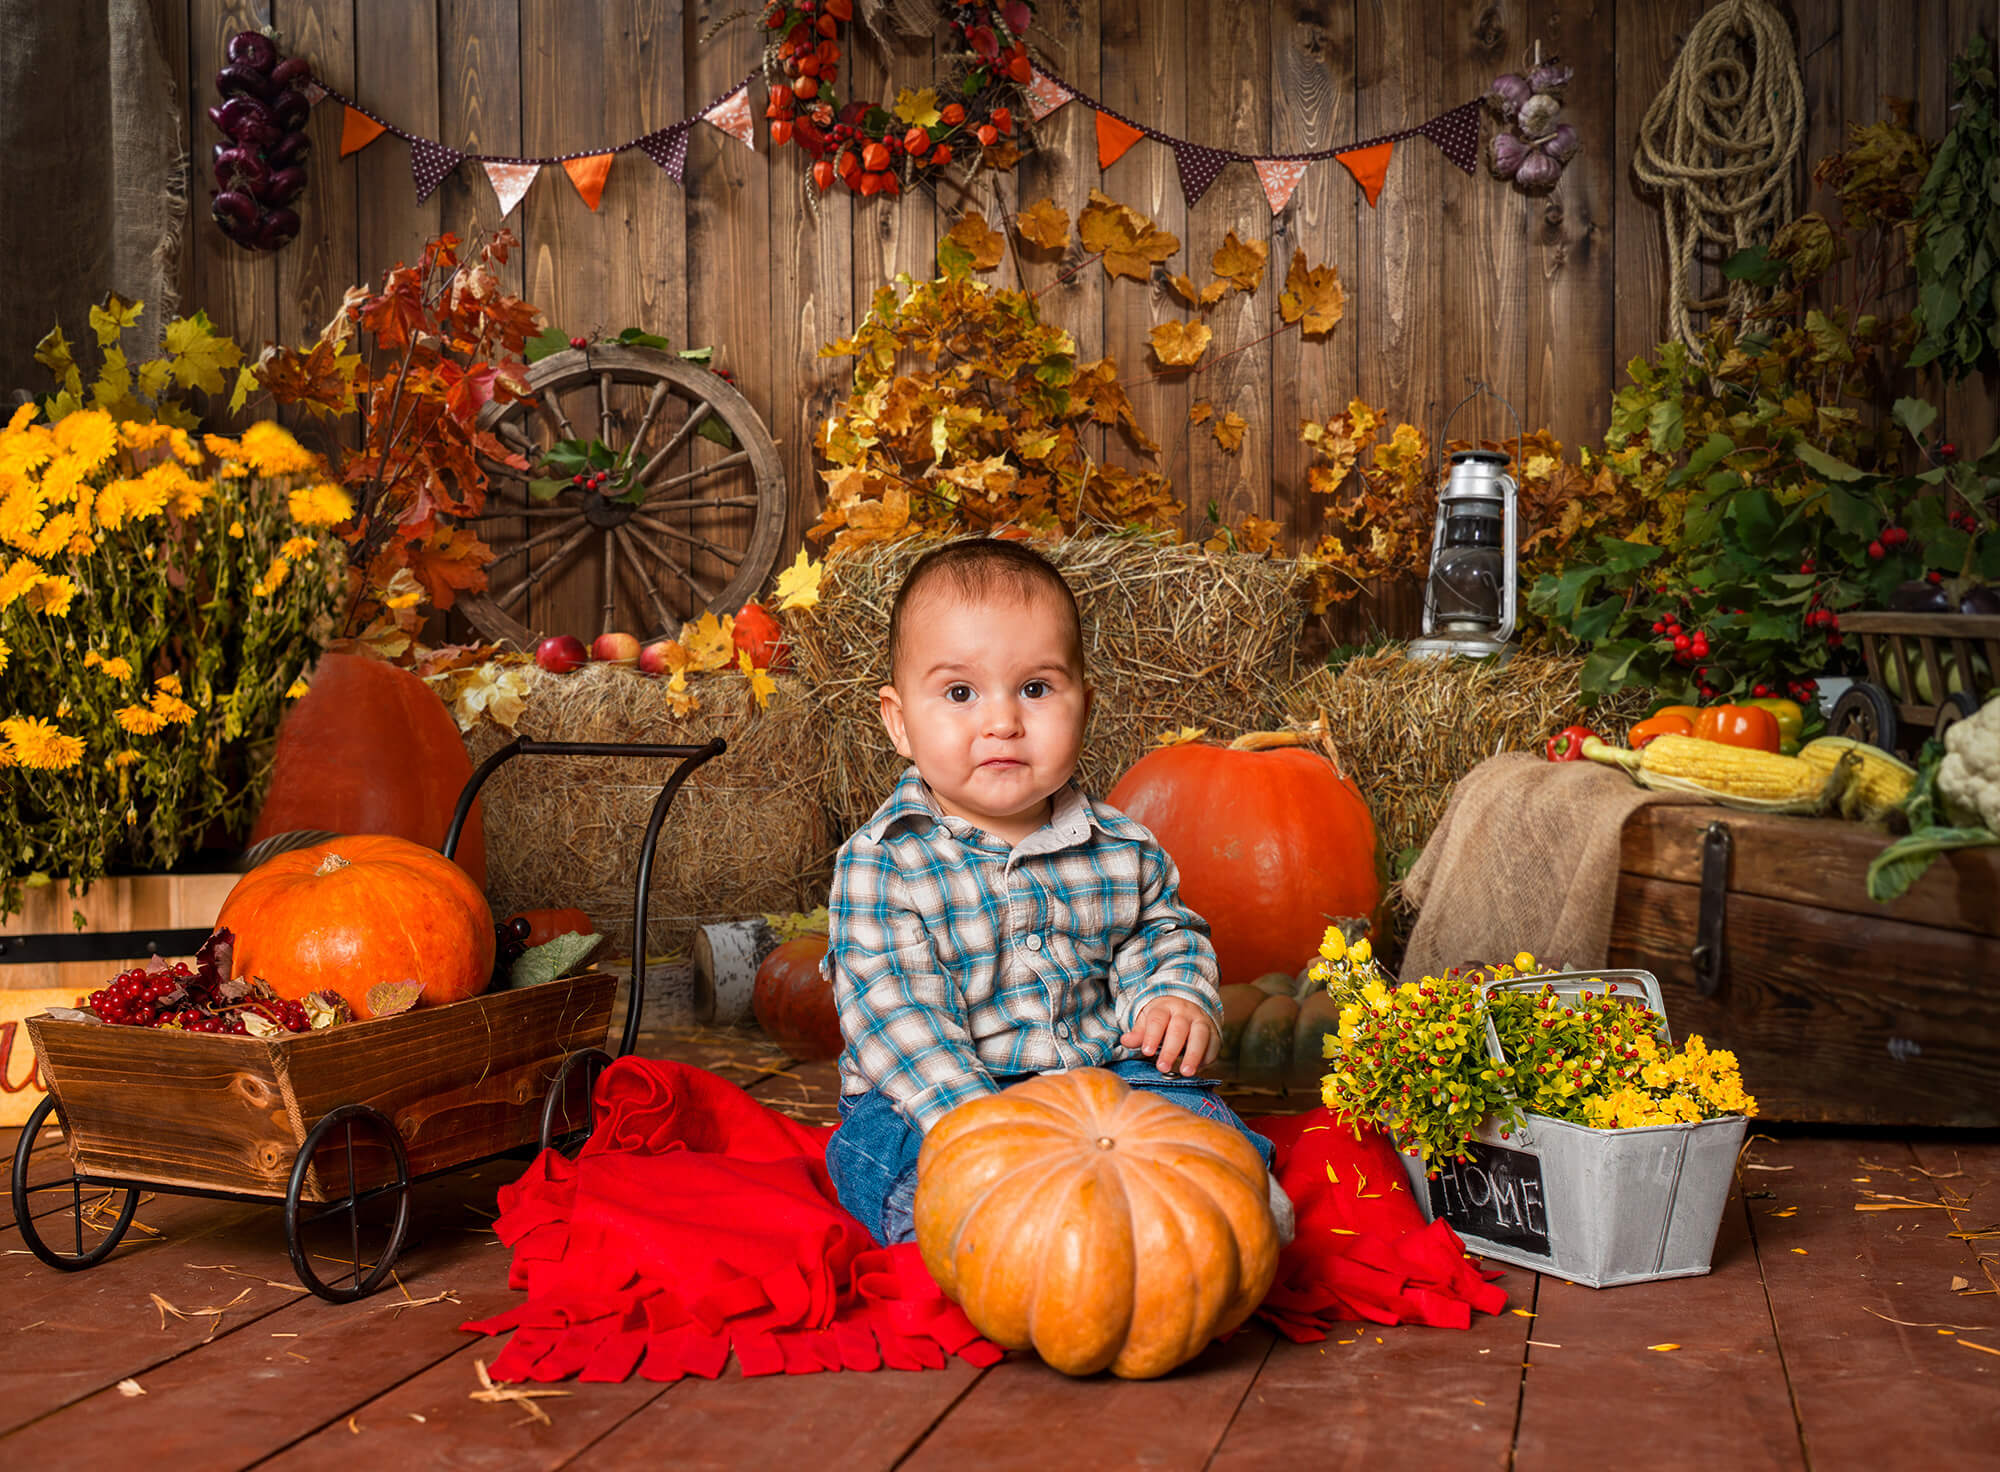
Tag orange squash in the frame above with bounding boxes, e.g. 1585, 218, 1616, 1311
750, 935, 840, 1059
218, 835, 495, 1019
914, 1067, 1279, 1379
505, 907, 597, 949
1106, 735, 1381, 987
249, 652, 486, 888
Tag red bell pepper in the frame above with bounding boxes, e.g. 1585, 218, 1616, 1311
1546, 725, 1598, 761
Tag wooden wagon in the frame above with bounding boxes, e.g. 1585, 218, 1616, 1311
1828, 611, 2000, 755
7, 737, 723, 1301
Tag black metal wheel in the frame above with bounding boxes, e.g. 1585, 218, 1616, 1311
1933, 690, 1980, 743
1831, 681, 1900, 754
539, 1047, 613, 1155
10, 1095, 139, 1271
283, 1104, 412, 1303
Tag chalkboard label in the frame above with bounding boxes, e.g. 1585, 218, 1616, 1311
1427, 1141, 1551, 1257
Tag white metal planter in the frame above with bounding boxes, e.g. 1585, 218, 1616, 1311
1397, 969, 1749, 1288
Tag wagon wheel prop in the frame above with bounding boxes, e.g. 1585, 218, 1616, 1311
11, 1095, 141, 1271
283, 1103, 413, 1302
1831, 681, 1900, 754
459, 345, 787, 648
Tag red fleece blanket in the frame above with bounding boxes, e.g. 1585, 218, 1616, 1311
461, 1060, 1506, 1383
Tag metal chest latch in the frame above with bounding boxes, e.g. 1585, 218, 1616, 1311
1690, 820, 1732, 998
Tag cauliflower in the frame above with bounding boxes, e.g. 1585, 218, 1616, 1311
1938, 692, 2000, 831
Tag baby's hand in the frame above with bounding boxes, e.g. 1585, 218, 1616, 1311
1120, 996, 1218, 1078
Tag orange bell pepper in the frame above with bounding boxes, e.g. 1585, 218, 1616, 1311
1693, 704, 1781, 752
1628, 713, 1694, 749
1652, 704, 1701, 725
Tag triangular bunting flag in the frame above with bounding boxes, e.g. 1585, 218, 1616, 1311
339, 106, 385, 158
484, 161, 540, 217
409, 138, 462, 203
638, 123, 691, 184
1416, 101, 1481, 173
1253, 159, 1310, 215
703, 85, 754, 150
1335, 141, 1395, 207
1023, 67, 1073, 122
1095, 110, 1145, 170
562, 153, 615, 211
1171, 139, 1234, 207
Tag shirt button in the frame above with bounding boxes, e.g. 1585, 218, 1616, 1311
1026, 935, 1043, 952
1055, 1022, 1069, 1037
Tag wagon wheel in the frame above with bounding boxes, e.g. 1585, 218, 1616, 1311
539, 1047, 613, 1156
1933, 690, 1980, 743
458, 346, 787, 647
283, 1103, 413, 1303
1831, 681, 1900, 754
10, 1095, 139, 1271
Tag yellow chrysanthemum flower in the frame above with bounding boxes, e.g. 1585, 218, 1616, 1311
4, 402, 37, 435
95, 654, 133, 681
202, 433, 242, 461
154, 673, 182, 696
104, 749, 141, 770
287, 482, 354, 528
115, 703, 167, 735
2, 715, 85, 770
228, 520, 245, 538
0, 419, 54, 478
22, 574, 77, 618
51, 409, 118, 473
240, 421, 321, 477
151, 689, 196, 724
0, 556, 43, 607
251, 556, 290, 597
39, 452, 90, 506
25, 510, 82, 559
279, 535, 317, 559
285, 676, 310, 699
119, 468, 172, 520
1318, 925, 1347, 962
0, 633, 9, 675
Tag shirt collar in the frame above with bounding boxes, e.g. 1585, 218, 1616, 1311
862, 767, 1100, 852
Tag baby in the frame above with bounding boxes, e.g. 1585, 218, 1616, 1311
822, 536, 1292, 1247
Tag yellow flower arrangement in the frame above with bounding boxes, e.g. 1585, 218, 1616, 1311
1, 300, 343, 910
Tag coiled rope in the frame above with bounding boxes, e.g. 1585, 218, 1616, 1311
1634, 0, 1805, 352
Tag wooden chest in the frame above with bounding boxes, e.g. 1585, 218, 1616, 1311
1609, 805, 2000, 1127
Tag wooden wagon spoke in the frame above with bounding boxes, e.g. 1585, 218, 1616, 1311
623, 521, 719, 606
641, 447, 757, 498
486, 516, 592, 565
597, 372, 617, 443
488, 522, 596, 610
600, 526, 621, 635
534, 394, 579, 444
621, 380, 674, 468
640, 492, 764, 515
633, 513, 746, 566
493, 421, 539, 459
633, 403, 714, 485
459, 504, 577, 522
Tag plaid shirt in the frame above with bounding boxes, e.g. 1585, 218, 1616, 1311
826, 766, 1221, 1134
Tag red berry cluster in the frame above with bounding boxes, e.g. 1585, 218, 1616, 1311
571, 468, 613, 491
80, 964, 309, 1035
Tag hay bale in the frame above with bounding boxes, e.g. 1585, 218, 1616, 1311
1281, 648, 1652, 872
465, 663, 830, 969
788, 538, 1307, 837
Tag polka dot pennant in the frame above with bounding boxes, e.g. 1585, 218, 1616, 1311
1023, 67, 1074, 122
703, 85, 754, 150
409, 138, 462, 204
638, 123, 691, 184
1253, 159, 1309, 215
483, 161, 540, 217
1171, 139, 1236, 207
1416, 101, 1481, 174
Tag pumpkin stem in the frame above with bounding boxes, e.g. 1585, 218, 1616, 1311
1227, 730, 1308, 752
315, 852, 352, 877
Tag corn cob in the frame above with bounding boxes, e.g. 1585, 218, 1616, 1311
1797, 736, 1916, 820
1583, 734, 1836, 811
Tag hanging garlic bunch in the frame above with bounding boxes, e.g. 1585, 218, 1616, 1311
1484, 58, 1580, 195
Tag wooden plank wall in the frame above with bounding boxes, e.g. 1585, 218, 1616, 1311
152, 0, 1997, 645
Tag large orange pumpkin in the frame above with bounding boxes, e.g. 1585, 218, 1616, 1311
1106, 734, 1381, 987
914, 1068, 1278, 1379
751, 935, 841, 1060
249, 652, 486, 888
217, 835, 495, 1019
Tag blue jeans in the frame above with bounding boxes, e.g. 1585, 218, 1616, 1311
826, 1059, 1276, 1246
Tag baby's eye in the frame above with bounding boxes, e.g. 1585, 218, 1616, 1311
944, 683, 975, 703
1021, 679, 1051, 699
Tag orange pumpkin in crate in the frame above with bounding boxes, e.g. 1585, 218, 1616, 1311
218, 835, 496, 1019
914, 1067, 1278, 1379
751, 935, 841, 1060
1106, 732, 1381, 987
249, 652, 486, 888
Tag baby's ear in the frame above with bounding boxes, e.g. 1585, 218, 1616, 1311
879, 683, 913, 758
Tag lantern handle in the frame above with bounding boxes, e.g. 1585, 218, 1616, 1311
1435, 379, 1526, 483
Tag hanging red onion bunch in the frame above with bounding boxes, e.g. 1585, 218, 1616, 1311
1485, 61, 1579, 194
207, 29, 313, 250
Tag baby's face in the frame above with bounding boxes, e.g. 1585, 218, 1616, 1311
879, 587, 1089, 845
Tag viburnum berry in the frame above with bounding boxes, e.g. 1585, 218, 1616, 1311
1690, 633, 1710, 657
1674, 633, 1692, 652
1928, 569, 1944, 584
1882, 526, 1908, 547
569, 335, 586, 350
1940, 441, 1957, 459
1867, 539, 1885, 559
1652, 619, 1667, 634
1753, 682, 1771, 697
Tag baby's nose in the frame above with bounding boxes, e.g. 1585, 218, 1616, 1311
983, 697, 1023, 736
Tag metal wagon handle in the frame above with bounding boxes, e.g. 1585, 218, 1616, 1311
443, 736, 727, 1058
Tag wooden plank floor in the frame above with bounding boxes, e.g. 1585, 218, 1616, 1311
6, 1028, 1997, 1471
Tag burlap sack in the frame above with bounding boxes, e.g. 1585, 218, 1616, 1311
1398, 752, 1706, 983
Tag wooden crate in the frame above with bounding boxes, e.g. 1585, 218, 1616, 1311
26, 974, 614, 1200
1, 871, 237, 991
1610, 806, 2000, 1127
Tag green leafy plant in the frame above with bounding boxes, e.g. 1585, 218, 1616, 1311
1909, 34, 2000, 381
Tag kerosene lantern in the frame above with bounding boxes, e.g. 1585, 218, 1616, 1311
1406, 448, 1521, 662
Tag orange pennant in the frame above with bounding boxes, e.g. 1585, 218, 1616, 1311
562, 153, 615, 211
1336, 141, 1395, 207
339, 106, 386, 158
1095, 111, 1145, 171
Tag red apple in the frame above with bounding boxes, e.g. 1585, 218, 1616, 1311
591, 631, 641, 666
637, 639, 683, 678
533, 634, 588, 673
